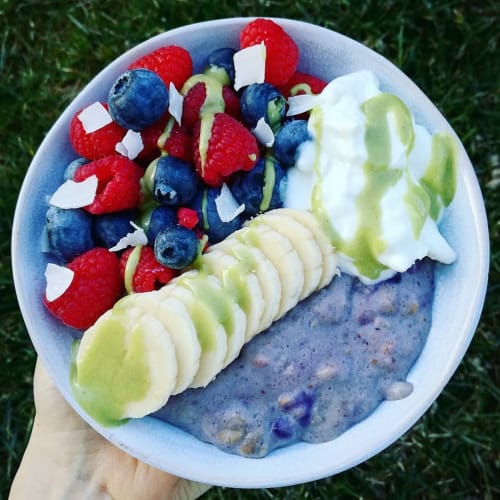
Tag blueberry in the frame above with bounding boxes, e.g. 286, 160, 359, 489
204, 47, 236, 84
145, 205, 178, 244
240, 83, 286, 130
190, 186, 243, 243
273, 120, 310, 167
230, 157, 287, 217
63, 157, 88, 181
93, 209, 138, 248
154, 225, 199, 269
45, 206, 94, 262
279, 390, 315, 427
108, 69, 169, 131
271, 415, 294, 439
153, 156, 199, 206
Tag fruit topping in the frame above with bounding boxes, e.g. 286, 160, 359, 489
128, 45, 193, 90
145, 205, 178, 244
108, 69, 169, 131
190, 185, 243, 243
278, 71, 328, 98
70, 103, 126, 160
177, 207, 199, 229
240, 82, 286, 130
230, 157, 287, 217
239, 18, 299, 87
120, 245, 177, 293
93, 209, 140, 249
154, 225, 200, 269
73, 154, 144, 214
151, 155, 199, 206
273, 119, 310, 167
45, 206, 94, 262
204, 47, 237, 84
193, 112, 259, 187
44, 248, 123, 329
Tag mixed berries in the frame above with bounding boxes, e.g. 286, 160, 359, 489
42, 18, 327, 330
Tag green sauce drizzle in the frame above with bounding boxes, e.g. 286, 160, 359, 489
70, 317, 150, 427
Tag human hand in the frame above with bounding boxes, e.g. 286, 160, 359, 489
9, 358, 211, 499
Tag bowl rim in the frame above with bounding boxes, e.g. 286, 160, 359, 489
11, 17, 490, 488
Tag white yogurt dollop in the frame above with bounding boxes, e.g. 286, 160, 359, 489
285, 70, 458, 284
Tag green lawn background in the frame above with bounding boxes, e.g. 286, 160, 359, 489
1, 1, 498, 498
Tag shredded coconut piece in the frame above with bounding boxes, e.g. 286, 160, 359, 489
78, 102, 113, 133
253, 117, 275, 146
168, 82, 184, 125
286, 94, 318, 116
233, 43, 266, 91
215, 183, 245, 222
109, 221, 148, 252
49, 175, 98, 209
115, 129, 144, 160
45, 263, 74, 302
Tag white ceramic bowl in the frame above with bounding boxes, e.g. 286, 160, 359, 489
12, 18, 489, 488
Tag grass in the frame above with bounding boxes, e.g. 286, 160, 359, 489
1, 0, 498, 498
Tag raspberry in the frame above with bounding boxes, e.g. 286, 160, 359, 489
193, 112, 259, 186
240, 18, 299, 87
136, 112, 170, 164
278, 71, 327, 98
177, 207, 199, 229
69, 103, 126, 160
120, 246, 177, 293
128, 45, 193, 90
44, 248, 123, 329
222, 86, 242, 121
74, 154, 144, 214
182, 81, 207, 130
157, 121, 193, 163
182, 81, 240, 130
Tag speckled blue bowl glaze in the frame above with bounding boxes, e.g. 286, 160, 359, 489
12, 18, 489, 488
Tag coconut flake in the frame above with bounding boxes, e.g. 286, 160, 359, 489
168, 82, 184, 126
286, 94, 318, 116
109, 221, 148, 252
45, 263, 74, 302
253, 117, 275, 146
78, 102, 113, 133
215, 183, 245, 222
49, 175, 98, 209
233, 43, 266, 91
115, 129, 144, 160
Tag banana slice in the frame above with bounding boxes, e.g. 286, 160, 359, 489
277, 208, 338, 287
200, 248, 265, 341
75, 309, 178, 421
118, 292, 202, 395
215, 236, 282, 333
238, 220, 305, 318
160, 274, 228, 388
176, 268, 247, 368
259, 210, 324, 299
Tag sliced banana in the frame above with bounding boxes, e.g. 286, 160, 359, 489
215, 236, 282, 333
177, 268, 247, 368
120, 292, 202, 395
277, 208, 338, 287
160, 274, 228, 388
238, 220, 305, 318
259, 210, 324, 299
75, 309, 178, 420
200, 248, 265, 342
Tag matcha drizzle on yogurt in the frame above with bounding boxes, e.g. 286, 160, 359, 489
290, 69, 458, 284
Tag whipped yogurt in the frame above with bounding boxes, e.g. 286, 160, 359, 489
285, 70, 458, 284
